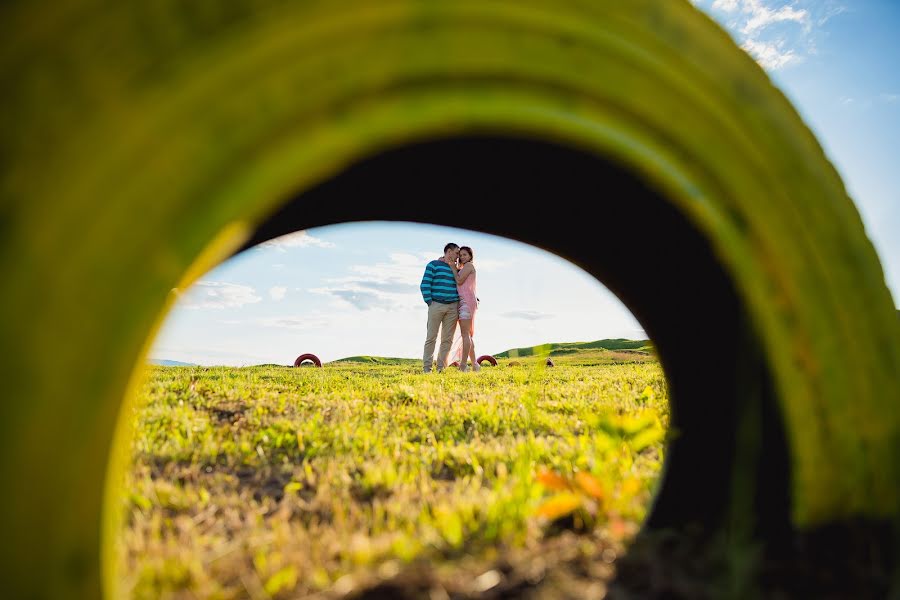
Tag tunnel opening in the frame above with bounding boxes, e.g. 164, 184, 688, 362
126, 135, 795, 595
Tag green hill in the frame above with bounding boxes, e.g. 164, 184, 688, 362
333, 355, 420, 366
494, 339, 652, 358
148, 358, 197, 367
333, 339, 653, 365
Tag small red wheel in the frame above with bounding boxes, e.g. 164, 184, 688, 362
450, 361, 459, 368
476, 355, 497, 366
293, 353, 322, 367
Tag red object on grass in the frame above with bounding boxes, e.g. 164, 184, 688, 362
293, 353, 322, 367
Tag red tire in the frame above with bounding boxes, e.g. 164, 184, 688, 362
450, 361, 459, 368
476, 355, 497, 366
293, 353, 322, 367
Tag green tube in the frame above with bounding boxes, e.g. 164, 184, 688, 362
0, 1, 897, 597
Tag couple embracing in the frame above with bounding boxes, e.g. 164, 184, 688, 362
419, 242, 479, 373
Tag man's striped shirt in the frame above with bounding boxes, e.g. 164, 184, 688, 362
420, 259, 459, 304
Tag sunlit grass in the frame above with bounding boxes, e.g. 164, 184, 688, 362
119, 352, 667, 598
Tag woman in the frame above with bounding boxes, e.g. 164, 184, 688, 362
449, 246, 479, 372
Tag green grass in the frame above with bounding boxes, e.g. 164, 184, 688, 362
118, 353, 668, 598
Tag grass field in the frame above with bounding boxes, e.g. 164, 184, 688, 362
118, 348, 667, 599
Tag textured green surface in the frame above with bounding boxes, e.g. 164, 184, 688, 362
1, 1, 899, 597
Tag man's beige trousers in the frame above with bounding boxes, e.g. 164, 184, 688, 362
423, 301, 459, 372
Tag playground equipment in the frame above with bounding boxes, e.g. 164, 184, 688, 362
2, 1, 899, 598
293, 353, 323, 368
477, 355, 498, 367
451, 354, 497, 368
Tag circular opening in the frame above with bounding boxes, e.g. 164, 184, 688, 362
116, 136, 791, 597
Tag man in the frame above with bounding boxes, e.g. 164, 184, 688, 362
420, 243, 460, 373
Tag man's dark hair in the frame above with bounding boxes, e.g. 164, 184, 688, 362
444, 242, 459, 253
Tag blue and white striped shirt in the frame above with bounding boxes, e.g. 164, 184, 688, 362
420, 259, 459, 304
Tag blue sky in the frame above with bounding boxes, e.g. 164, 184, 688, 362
692, 0, 900, 297
151, 0, 900, 365
151, 224, 645, 365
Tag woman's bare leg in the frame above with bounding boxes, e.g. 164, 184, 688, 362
459, 318, 472, 371
466, 318, 479, 371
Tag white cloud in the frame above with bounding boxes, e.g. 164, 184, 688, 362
739, 0, 808, 35
347, 252, 432, 281
712, 0, 740, 11
269, 286, 287, 301
256, 315, 330, 331
321, 251, 508, 310
309, 252, 510, 311
502, 310, 554, 321
741, 38, 801, 69
817, 4, 847, 26
839, 95, 884, 110
259, 230, 335, 252
310, 286, 420, 311
711, 0, 809, 29
311, 252, 435, 311
705, 1, 843, 71
328, 289, 396, 311
177, 281, 262, 309
315, 252, 515, 311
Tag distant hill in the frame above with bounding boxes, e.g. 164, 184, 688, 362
333, 355, 420, 365
333, 339, 653, 365
494, 339, 652, 358
148, 359, 197, 367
